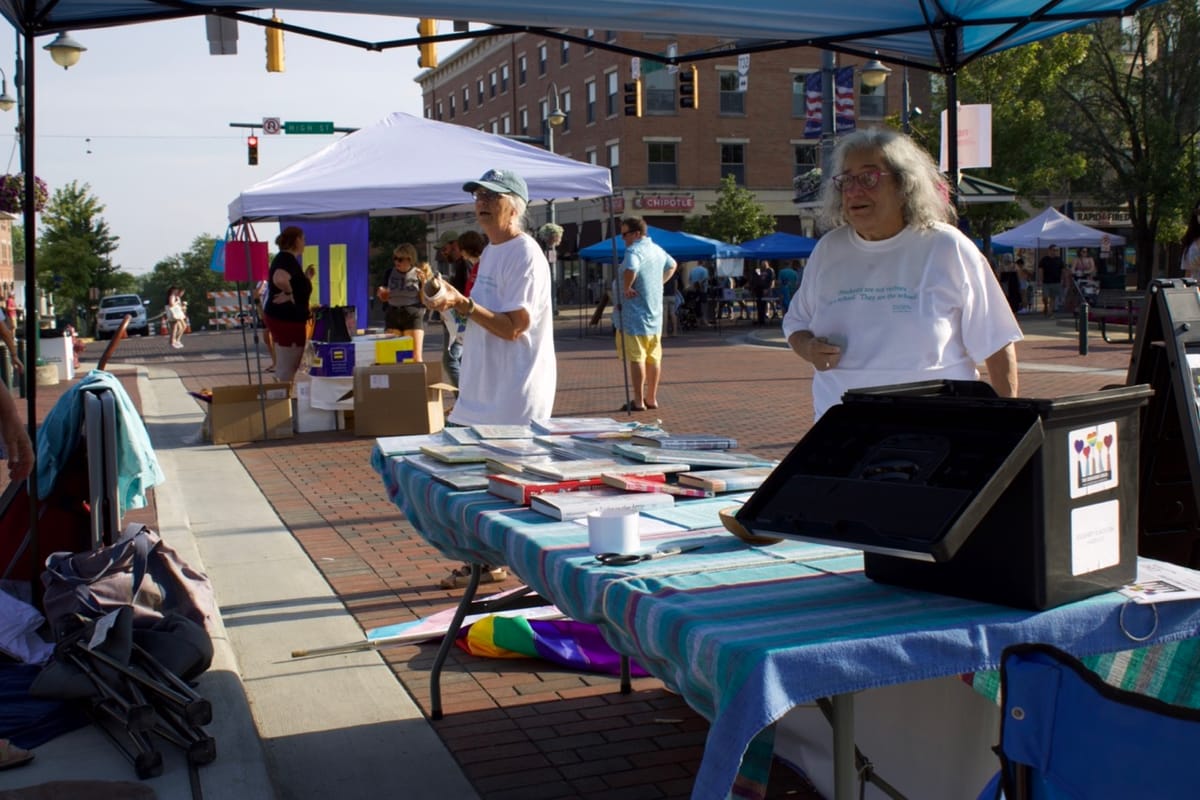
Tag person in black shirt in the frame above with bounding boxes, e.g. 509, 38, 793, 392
1038, 244, 1065, 317
263, 225, 313, 382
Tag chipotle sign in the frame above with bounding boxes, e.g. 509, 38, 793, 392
633, 194, 695, 211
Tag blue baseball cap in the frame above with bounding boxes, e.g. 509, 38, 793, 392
463, 168, 529, 203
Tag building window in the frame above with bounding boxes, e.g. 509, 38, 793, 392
561, 90, 572, 132
585, 80, 597, 124
501, 64, 510, 93
859, 80, 885, 118
436, 101, 443, 120
449, 95, 456, 119
644, 69, 675, 115
792, 73, 811, 117
502, 114, 511, 134
538, 44, 547, 75
606, 30, 617, 42
561, 40, 570, 65
585, 29, 595, 52
490, 119, 499, 134
489, 71, 497, 99
520, 108, 529, 135
719, 71, 746, 115
794, 143, 819, 176
606, 72, 618, 117
586, 148, 598, 165
608, 143, 620, 187
720, 143, 746, 185
647, 142, 678, 185
518, 55, 527, 85
477, 79, 485, 105
539, 99, 549, 135
462, 87, 469, 112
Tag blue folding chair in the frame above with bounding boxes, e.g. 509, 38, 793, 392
980, 642, 1200, 799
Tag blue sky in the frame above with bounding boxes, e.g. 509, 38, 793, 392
5, 12, 446, 274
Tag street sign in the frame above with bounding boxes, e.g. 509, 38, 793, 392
285, 121, 335, 135
262, 117, 282, 135
631, 57, 640, 80
738, 54, 751, 75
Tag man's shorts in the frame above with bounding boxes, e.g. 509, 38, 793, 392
386, 304, 426, 331
615, 331, 662, 364
1043, 283, 1062, 306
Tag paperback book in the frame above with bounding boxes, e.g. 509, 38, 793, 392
433, 469, 491, 491
375, 432, 453, 457
629, 432, 739, 450
677, 466, 775, 493
487, 473, 608, 504
478, 439, 553, 457
612, 443, 777, 469
600, 473, 713, 498
470, 423, 536, 439
403, 454, 492, 477
418, 444, 494, 463
484, 454, 560, 476
525, 458, 690, 481
530, 488, 675, 521
442, 426, 482, 445
532, 417, 639, 436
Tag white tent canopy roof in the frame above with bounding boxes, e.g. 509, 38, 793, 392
228, 112, 613, 222
992, 206, 1126, 249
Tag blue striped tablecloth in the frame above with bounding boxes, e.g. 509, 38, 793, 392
373, 447, 1200, 800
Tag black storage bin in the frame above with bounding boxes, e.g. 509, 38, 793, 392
737, 380, 1152, 610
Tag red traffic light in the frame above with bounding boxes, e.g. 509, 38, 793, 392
247, 135, 259, 146
247, 135, 260, 166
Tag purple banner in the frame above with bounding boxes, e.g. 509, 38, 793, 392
279, 215, 369, 324
835, 66, 856, 134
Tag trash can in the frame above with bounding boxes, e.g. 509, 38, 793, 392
39, 326, 75, 382
737, 380, 1152, 610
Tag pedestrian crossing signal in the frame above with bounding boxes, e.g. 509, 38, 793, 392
247, 135, 259, 166
678, 65, 699, 110
623, 79, 642, 117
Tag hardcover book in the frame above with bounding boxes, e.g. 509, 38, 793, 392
486, 473, 608, 504
525, 458, 690, 481
479, 439, 553, 457
418, 445, 494, 463
433, 469, 491, 491
612, 443, 777, 469
629, 432, 739, 450
470, 424, 536, 439
600, 473, 712, 498
530, 488, 675, 521
532, 417, 638, 436
677, 466, 775, 493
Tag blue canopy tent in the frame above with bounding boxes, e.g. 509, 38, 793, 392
579, 227, 744, 262
738, 232, 818, 260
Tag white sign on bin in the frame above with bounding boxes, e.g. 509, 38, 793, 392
939, 103, 992, 171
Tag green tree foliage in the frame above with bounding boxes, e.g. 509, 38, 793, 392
368, 216, 429, 286
37, 181, 127, 320
138, 235, 227, 330
681, 174, 775, 244
1059, 2, 1200, 285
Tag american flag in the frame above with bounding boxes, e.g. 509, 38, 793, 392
804, 72, 822, 138
835, 66, 856, 134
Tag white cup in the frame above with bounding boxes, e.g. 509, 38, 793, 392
587, 509, 641, 554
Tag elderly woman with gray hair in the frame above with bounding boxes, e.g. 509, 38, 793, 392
782, 128, 1021, 420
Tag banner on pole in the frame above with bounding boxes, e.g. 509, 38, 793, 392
835, 66, 856, 134
804, 72, 823, 138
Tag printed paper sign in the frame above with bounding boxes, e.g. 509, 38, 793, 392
1068, 420, 1119, 499
369, 374, 390, 390
1071, 499, 1120, 576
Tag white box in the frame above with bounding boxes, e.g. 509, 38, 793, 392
40, 333, 75, 381
308, 375, 354, 411
294, 378, 337, 433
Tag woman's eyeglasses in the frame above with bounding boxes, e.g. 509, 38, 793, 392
832, 170, 891, 191
472, 189, 502, 202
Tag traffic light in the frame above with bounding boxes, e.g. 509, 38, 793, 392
266, 14, 285, 73
623, 79, 642, 117
417, 18, 438, 69
678, 65, 699, 109
247, 135, 259, 166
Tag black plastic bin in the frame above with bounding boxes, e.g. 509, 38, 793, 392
736, 380, 1152, 610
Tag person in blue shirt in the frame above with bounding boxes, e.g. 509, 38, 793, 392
613, 217, 677, 411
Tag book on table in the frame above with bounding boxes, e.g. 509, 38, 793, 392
470, 423, 536, 439
525, 458, 691, 481
418, 444, 494, 463
484, 455, 561, 476
433, 469, 491, 491
375, 432, 453, 457
629, 432, 739, 450
479, 438, 554, 457
677, 466, 775, 493
530, 488, 675, 521
441, 426, 482, 445
612, 443, 777, 469
532, 417, 639, 436
487, 473, 609, 504
403, 453, 492, 477
600, 472, 712, 498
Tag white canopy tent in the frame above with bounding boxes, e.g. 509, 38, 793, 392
992, 206, 1126, 249
228, 112, 612, 222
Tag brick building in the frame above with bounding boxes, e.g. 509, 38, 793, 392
416, 29, 921, 261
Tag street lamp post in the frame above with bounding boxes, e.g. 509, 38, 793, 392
818, 52, 892, 179
544, 82, 566, 315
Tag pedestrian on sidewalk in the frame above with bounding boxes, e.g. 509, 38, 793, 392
165, 287, 188, 350
611, 216, 676, 411
380, 243, 431, 363
263, 226, 313, 382
783, 128, 1021, 421
1038, 245, 1065, 316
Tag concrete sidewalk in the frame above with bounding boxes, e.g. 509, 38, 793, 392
0, 364, 475, 800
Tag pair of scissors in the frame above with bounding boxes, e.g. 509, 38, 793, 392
594, 544, 703, 566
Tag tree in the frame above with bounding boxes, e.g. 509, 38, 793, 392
681, 174, 775, 244
37, 181, 127, 318
138, 235, 227, 330
1058, 2, 1200, 286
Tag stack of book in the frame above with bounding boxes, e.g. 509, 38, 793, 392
530, 488, 676, 521
629, 431, 738, 450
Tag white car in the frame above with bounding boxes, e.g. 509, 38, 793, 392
96, 293, 149, 339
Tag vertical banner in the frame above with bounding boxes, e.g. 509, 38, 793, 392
940, 103, 993, 172
280, 215, 369, 324
834, 66, 856, 134
804, 72, 823, 138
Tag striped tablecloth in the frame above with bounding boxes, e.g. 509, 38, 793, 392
373, 447, 1200, 800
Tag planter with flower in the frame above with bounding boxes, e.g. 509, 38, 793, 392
0, 174, 48, 214
537, 223, 564, 249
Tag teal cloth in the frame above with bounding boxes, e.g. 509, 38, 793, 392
36, 369, 165, 517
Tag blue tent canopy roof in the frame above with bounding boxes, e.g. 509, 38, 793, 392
738, 232, 818, 260
579, 227, 743, 262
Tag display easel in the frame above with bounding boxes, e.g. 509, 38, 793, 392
1126, 278, 1200, 567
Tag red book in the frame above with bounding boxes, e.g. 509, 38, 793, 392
601, 472, 713, 498
486, 473, 606, 505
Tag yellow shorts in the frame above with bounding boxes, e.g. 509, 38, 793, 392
615, 331, 662, 364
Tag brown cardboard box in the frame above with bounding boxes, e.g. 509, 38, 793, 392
352, 363, 452, 436
209, 383, 294, 444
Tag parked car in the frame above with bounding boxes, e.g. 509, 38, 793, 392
96, 294, 149, 339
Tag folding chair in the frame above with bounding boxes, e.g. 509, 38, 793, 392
979, 642, 1200, 799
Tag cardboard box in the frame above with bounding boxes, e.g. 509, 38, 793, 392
209, 383, 294, 444
308, 376, 354, 411
353, 363, 451, 437
375, 336, 415, 365
310, 342, 355, 377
